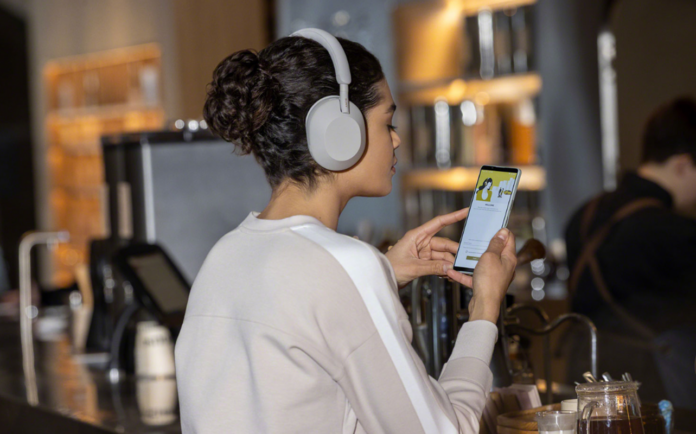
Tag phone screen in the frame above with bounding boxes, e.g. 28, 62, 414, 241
454, 166, 520, 273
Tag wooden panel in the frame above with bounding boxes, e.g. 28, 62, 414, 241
173, 0, 270, 120
393, 1, 465, 83
44, 46, 165, 286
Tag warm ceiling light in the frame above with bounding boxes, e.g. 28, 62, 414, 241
443, 0, 463, 23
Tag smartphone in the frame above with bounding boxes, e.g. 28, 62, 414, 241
453, 165, 521, 275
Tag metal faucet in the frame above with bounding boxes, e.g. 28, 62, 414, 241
19, 231, 70, 405
506, 312, 598, 383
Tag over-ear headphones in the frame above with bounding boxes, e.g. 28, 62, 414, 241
290, 28, 366, 171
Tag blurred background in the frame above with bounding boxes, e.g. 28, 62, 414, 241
1, 0, 692, 291
0, 0, 695, 432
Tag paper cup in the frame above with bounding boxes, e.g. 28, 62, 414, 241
136, 377, 178, 425
135, 321, 175, 378
561, 399, 578, 412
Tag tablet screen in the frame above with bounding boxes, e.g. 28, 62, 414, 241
127, 253, 189, 314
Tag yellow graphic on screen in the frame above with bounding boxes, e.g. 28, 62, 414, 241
474, 170, 517, 203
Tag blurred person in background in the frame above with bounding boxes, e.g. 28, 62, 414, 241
565, 97, 696, 409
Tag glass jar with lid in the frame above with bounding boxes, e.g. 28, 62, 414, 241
576, 381, 644, 434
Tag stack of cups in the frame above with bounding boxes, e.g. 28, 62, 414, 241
135, 321, 176, 377
134, 321, 177, 425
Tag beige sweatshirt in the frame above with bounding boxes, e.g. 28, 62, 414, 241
175, 213, 498, 434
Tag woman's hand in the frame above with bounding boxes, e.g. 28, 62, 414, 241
385, 208, 516, 324
385, 208, 469, 288
447, 228, 517, 324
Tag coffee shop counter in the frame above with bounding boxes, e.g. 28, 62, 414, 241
0, 321, 182, 434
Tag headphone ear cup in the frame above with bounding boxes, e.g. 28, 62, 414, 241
305, 96, 366, 171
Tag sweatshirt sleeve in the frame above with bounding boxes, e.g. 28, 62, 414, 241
438, 321, 498, 429
291, 227, 498, 434
336, 318, 498, 434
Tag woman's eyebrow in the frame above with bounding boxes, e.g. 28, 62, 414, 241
386, 103, 396, 114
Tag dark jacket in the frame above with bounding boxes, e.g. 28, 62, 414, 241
565, 172, 696, 335
564, 173, 696, 406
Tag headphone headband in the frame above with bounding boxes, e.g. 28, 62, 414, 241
289, 28, 366, 171
291, 28, 351, 114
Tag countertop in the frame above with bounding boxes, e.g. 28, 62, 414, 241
1, 317, 694, 433
0, 320, 182, 434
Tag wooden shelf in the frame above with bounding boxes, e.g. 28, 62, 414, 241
399, 73, 541, 106
44, 45, 165, 287
48, 103, 162, 120
456, 0, 537, 16
44, 44, 160, 76
402, 165, 545, 192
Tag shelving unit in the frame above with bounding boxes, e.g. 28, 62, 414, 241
456, 0, 537, 16
399, 73, 541, 106
402, 164, 545, 192
394, 0, 543, 186
44, 44, 165, 287
394, 0, 545, 376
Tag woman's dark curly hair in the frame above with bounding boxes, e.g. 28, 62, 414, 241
203, 36, 385, 189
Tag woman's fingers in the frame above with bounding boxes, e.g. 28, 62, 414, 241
416, 208, 469, 237
446, 269, 473, 288
414, 260, 454, 277
430, 250, 455, 263
430, 237, 459, 255
500, 231, 518, 274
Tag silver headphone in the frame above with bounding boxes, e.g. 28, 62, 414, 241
291, 28, 366, 171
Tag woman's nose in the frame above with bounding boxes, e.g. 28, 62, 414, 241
393, 132, 401, 149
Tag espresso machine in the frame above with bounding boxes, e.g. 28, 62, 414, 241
82, 127, 271, 366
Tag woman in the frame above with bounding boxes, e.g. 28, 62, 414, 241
476, 178, 494, 201
175, 32, 517, 434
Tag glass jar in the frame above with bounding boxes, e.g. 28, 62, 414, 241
576, 381, 644, 434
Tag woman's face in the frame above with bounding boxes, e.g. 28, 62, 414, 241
340, 79, 400, 197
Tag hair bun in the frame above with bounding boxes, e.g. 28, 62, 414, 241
203, 50, 279, 153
